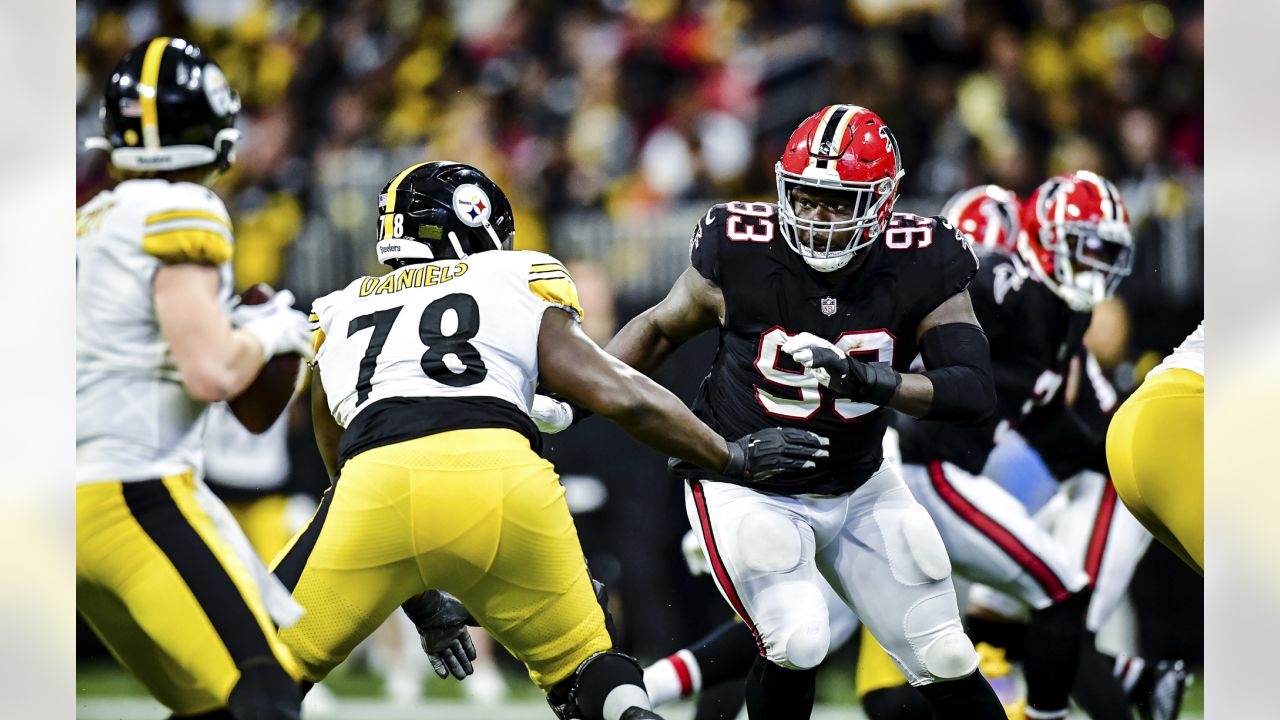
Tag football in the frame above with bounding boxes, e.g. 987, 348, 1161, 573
228, 284, 306, 433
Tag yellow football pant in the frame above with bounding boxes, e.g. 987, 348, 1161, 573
1107, 368, 1204, 573
855, 625, 911, 697
76, 474, 303, 716
271, 428, 612, 690
224, 494, 294, 564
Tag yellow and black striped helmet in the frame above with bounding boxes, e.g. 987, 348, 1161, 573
86, 37, 241, 172
375, 162, 516, 267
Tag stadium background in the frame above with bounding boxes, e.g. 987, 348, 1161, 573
76, 0, 1203, 716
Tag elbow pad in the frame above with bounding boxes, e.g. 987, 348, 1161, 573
919, 323, 996, 424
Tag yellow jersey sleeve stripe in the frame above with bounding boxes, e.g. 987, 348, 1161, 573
146, 209, 232, 229
529, 276, 584, 320
529, 270, 569, 281
142, 228, 233, 265
138, 37, 171, 149
530, 262, 567, 272
312, 327, 326, 353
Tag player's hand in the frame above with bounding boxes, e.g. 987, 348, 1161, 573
782, 332, 899, 403
530, 394, 576, 434
722, 427, 829, 482
401, 590, 477, 680
232, 289, 314, 361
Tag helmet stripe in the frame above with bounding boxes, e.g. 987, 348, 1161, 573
381, 162, 431, 240
807, 105, 844, 170
823, 106, 860, 170
138, 37, 171, 150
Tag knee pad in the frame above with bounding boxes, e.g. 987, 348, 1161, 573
754, 582, 830, 670
225, 664, 301, 720
921, 632, 979, 681
776, 620, 830, 671
878, 500, 951, 585
738, 513, 804, 574
549, 650, 648, 720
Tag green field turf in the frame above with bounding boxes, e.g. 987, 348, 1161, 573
76, 659, 1203, 719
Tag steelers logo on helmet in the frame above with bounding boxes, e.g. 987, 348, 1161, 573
202, 64, 237, 117
452, 184, 493, 228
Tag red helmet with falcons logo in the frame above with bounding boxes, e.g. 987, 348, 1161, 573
941, 184, 1021, 256
1018, 170, 1134, 311
775, 104, 904, 271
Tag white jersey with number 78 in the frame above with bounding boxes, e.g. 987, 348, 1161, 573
311, 250, 583, 429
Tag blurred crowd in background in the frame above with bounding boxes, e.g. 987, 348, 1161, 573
76, 0, 1204, 687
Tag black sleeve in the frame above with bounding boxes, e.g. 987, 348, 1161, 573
929, 215, 980, 307
919, 322, 997, 424
689, 205, 725, 284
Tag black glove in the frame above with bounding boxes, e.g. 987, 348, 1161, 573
800, 345, 900, 405
722, 427, 829, 482
401, 590, 477, 680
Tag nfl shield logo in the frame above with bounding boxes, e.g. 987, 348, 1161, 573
820, 297, 837, 316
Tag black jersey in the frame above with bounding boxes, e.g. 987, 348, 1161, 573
1018, 350, 1117, 479
898, 251, 1093, 474
672, 201, 979, 495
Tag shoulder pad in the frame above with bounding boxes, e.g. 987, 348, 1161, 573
883, 213, 978, 295
137, 181, 234, 265
690, 201, 780, 283
971, 250, 1033, 308
521, 251, 583, 321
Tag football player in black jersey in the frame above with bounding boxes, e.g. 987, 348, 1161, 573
868, 171, 1138, 720
602, 105, 1007, 720
634, 176, 1182, 717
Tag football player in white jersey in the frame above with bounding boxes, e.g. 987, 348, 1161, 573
77, 38, 315, 720
1108, 322, 1204, 573
272, 161, 827, 720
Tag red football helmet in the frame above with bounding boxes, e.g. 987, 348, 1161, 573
776, 104, 904, 271
1018, 171, 1134, 311
940, 184, 1021, 256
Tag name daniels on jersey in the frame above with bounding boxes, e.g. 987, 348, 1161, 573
358, 262, 469, 297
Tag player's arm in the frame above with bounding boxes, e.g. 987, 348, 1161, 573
782, 289, 995, 422
605, 267, 724, 374
904, 289, 997, 421
310, 366, 343, 479
155, 264, 268, 402
539, 308, 825, 480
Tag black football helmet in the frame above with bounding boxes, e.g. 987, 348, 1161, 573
376, 161, 516, 267
84, 37, 241, 172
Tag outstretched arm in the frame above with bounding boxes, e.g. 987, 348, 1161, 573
604, 267, 724, 374
539, 309, 826, 479
541, 308, 730, 470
